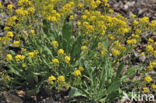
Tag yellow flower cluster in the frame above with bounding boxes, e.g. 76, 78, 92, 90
57, 75, 65, 82
112, 49, 120, 57
143, 87, 149, 93
0, 2, 3, 9
48, 75, 56, 83
15, 55, 25, 61
51, 41, 59, 49
0, 28, 13, 45
16, 0, 34, 16
146, 45, 154, 53
113, 41, 126, 52
52, 58, 59, 64
13, 41, 20, 47
146, 61, 156, 71
127, 39, 137, 45
27, 52, 35, 58
57, 49, 64, 56
18, 0, 32, 6
79, 66, 84, 71
65, 56, 70, 64
7, 4, 13, 10
6, 54, 13, 61
60, 2, 74, 16
81, 46, 88, 51
74, 70, 81, 77
144, 76, 152, 83
16, 8, 28, 16
30, 30, 35, 35
6, 31, 14, 38
6, 16, 17, 26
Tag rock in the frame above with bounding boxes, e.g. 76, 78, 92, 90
2, 91, 23, 103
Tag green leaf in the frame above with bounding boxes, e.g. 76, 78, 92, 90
9, 50, 16, 55
27, 86, 40, 96
116, 62, 125, 78
69, 87, 86, 98
9, 68, 22, 77
71, 36, 81, 62
33, 72, 49, 76
42, 46, 52, 56
121, 66, 141, 80
62, 23, 72, 41
26, 80, 45, 96
106, 80, 121, 95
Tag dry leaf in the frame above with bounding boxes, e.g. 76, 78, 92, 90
16, 90, 25, 98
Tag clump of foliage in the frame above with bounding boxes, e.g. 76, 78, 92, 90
0, 0, 156, 102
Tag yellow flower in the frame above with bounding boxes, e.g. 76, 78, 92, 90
57, 75, 65, 82
146, 45, 154, 53
6, 54, 13, 61
30, 30, 35, 35
143, 88, 149, 93
81, 15, 87, 20
154, 42, 156, 47
98, 42, 103, 48
6, 31, 14, 38
139, 52, 145, 56
144, 76, 152, 83
22, 63, 26, 68
81, 46, 87, 51
65, 56, 70, 63
33, 50, 39, 55
154, 51, 156, 57
88, 16, 96, 22
107, 34, 115, 40
7, 4, 13, 10
51, 41, 59, 49
146, 65, 153, 71
0, 2, 3, 9
79, 66, 84, 71
151, 62, 156, 66
139, 16, 149, 24
127, 39, 137, 45
101, 48, 108, 56
78, 3, 83, 8
74, 70, 81, 76
48, 75, 56, 83
148, 38, 154, 43
77, 21, 81, 26
69, 15, 74, 20
131, 34, 140, 38
15, 55, 25, 61
27, 52, 35, 58
112, 49, 120, 57
52, 16, 57, 22
48, 16, 57, 22
109, 9, 114, 14
52, 58, 59, 64
135, 29, 142, 34
12, 16, 17, 20
13, 41, 20, 47
2, 75, 11, 82
4, 26, 10, 31
57, 49, 64, 56
16, 8, 28, 16
130, 13, 136, 18
152, 84, 156, 89
27, 7, 35, 13
21, 48, 27, 52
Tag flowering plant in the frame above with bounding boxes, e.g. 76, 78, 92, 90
0, 0, 156, 102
